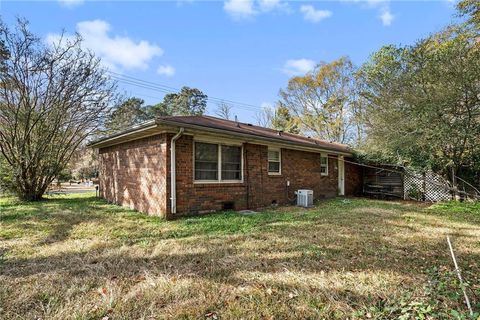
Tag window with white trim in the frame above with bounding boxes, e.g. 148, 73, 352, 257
268, 148, 281, 174
320, 153, 328, 176
194, 142, 242, 182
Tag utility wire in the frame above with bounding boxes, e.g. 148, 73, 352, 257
107, 71, 266, 112
112, 75, 260, 112
115, 79, 261, 113
109, 70, 263, 109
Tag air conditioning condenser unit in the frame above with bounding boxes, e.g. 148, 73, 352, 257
297, 189, 313, 207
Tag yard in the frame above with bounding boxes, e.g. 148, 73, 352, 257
0, 194, 479, 319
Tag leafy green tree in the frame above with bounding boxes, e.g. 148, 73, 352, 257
145, 101, 174, 118
103, 87, 208, 136
56, 169, 73, 183
457, 0, 480, 28
104, 97, 148, 133
148, 86, 207, 118
279, 57, 362, 144
359, 25, 480, 181
271, 104, 300, 134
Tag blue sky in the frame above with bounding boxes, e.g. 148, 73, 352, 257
2, 0, 459, 122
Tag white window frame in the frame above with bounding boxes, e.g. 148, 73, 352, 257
193, 140, 244, 184
268, 148, 282, 176
320, 153, 328, 176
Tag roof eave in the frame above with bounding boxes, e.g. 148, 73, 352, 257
88, 118, 353, 156
87, 120, 158, 148
156, 118, 353, 156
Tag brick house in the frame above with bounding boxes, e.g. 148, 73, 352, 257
90, 115, 362, 219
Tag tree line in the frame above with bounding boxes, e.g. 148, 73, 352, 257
259, 0, 480, 186
0, 0, 478, 200
103, 87, 208, 134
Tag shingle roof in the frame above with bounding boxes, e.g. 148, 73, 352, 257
157, 115, 351, 154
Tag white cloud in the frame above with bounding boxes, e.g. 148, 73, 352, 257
282, 59, 316, 76
47, 20, 163, 71
58, 0, 84, 8
157, 65, 176, 77
223, 0, 288, 19
300, 5, 332, 23
344, 0, 395, 26
224, 0, 257, 19
380, 9, 394, 26
258, 0, 287, 12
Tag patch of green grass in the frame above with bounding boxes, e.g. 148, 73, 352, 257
0, 193, 479, 319
426, 201, 480, 226
430, 200, 480, 215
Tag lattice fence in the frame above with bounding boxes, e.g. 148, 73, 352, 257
403, 170, 453, 202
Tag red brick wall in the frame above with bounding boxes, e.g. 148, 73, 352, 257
98, 134, 168, 217
98, 133, 363, 218
166, 135, 248, 217
168, 135, 356, 217
345, 158, 363, 196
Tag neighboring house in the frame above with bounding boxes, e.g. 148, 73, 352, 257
89, 116, 363, 219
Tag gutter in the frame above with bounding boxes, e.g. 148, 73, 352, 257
170, 127, 184, 216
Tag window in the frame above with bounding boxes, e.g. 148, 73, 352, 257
320, 153, 328, 176
195, 142, 218, 181
268, 149, 281, 175
222, 145, 242, 180
194, 142, 242, 182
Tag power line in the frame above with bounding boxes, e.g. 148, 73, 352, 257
110, 75, 175, 94
107, 71, 267, 112
109, 70, 264, 109
112, 76, 262, 112
108, 71, 178, 92
114, 77, 261, 113
114, 78, 260, 113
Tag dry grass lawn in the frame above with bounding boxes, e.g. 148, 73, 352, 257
0, 194, 479, 319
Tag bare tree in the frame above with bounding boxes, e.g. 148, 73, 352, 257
215, 101, 233, 120
0, 19, 117, 200
255, 104, 274, 128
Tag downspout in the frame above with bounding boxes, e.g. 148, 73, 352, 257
170, 127, 184, 216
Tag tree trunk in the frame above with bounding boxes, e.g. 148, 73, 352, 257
15, 177, 50, 201
18, 190, 45, 201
